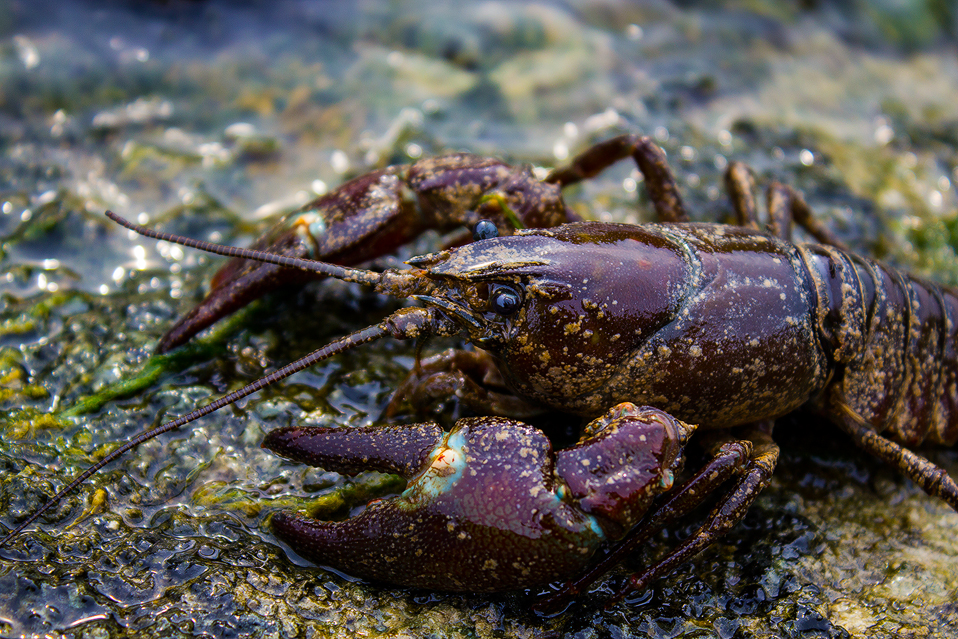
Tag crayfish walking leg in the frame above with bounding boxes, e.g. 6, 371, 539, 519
535, 423, 780, 612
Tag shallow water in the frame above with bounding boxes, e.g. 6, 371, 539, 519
1, 1, 957, 637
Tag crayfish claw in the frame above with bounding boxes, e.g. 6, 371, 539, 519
263, 423, 443, 477
269, 503, 471, 588
268, 417, 608, 591
267, 407, 691, 592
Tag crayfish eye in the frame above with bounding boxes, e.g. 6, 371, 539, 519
489, 284, 522, 315
472, 219, 499, 241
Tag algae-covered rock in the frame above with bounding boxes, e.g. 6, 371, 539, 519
0, 1, 956, 637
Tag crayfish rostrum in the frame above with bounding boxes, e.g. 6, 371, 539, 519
3, 135, 957, 607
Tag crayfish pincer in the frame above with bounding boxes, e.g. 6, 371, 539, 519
264, 403, 691, 591
3, 135, 958, 606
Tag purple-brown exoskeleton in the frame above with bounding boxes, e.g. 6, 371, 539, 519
3, 135, 957, 608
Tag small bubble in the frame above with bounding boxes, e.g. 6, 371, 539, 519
718, 130, 732, 146
406, 143, 423, 159
874, 124, 894, 145
50, 110, 67, 136
225, 122, 256, 139
14, 35, 39, 69
35, 190, 56, 206
331, 150, 349, 174
799, 149, 814, 166
622, 178, 637, 193
626, 24, 643, 40
532, 166, 551, 180
312, 179, 328, 195
134, 246, 147, 270
553, 141, 569, 161
584, 108, 620, 132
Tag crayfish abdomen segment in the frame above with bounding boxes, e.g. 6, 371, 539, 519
806, 246, 958, 447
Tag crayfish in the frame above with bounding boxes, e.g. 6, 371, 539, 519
3, 135, 957, 608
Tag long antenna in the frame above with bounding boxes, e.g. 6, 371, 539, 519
0, 305, 392, 548
106, 211, 381, 286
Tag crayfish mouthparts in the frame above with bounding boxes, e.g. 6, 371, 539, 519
261, 403, 693, 592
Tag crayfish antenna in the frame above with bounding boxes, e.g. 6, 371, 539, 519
0, 307, 441, 548
106, 211, 399, 289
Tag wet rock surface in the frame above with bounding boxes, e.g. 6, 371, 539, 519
1, 1, 957, 637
